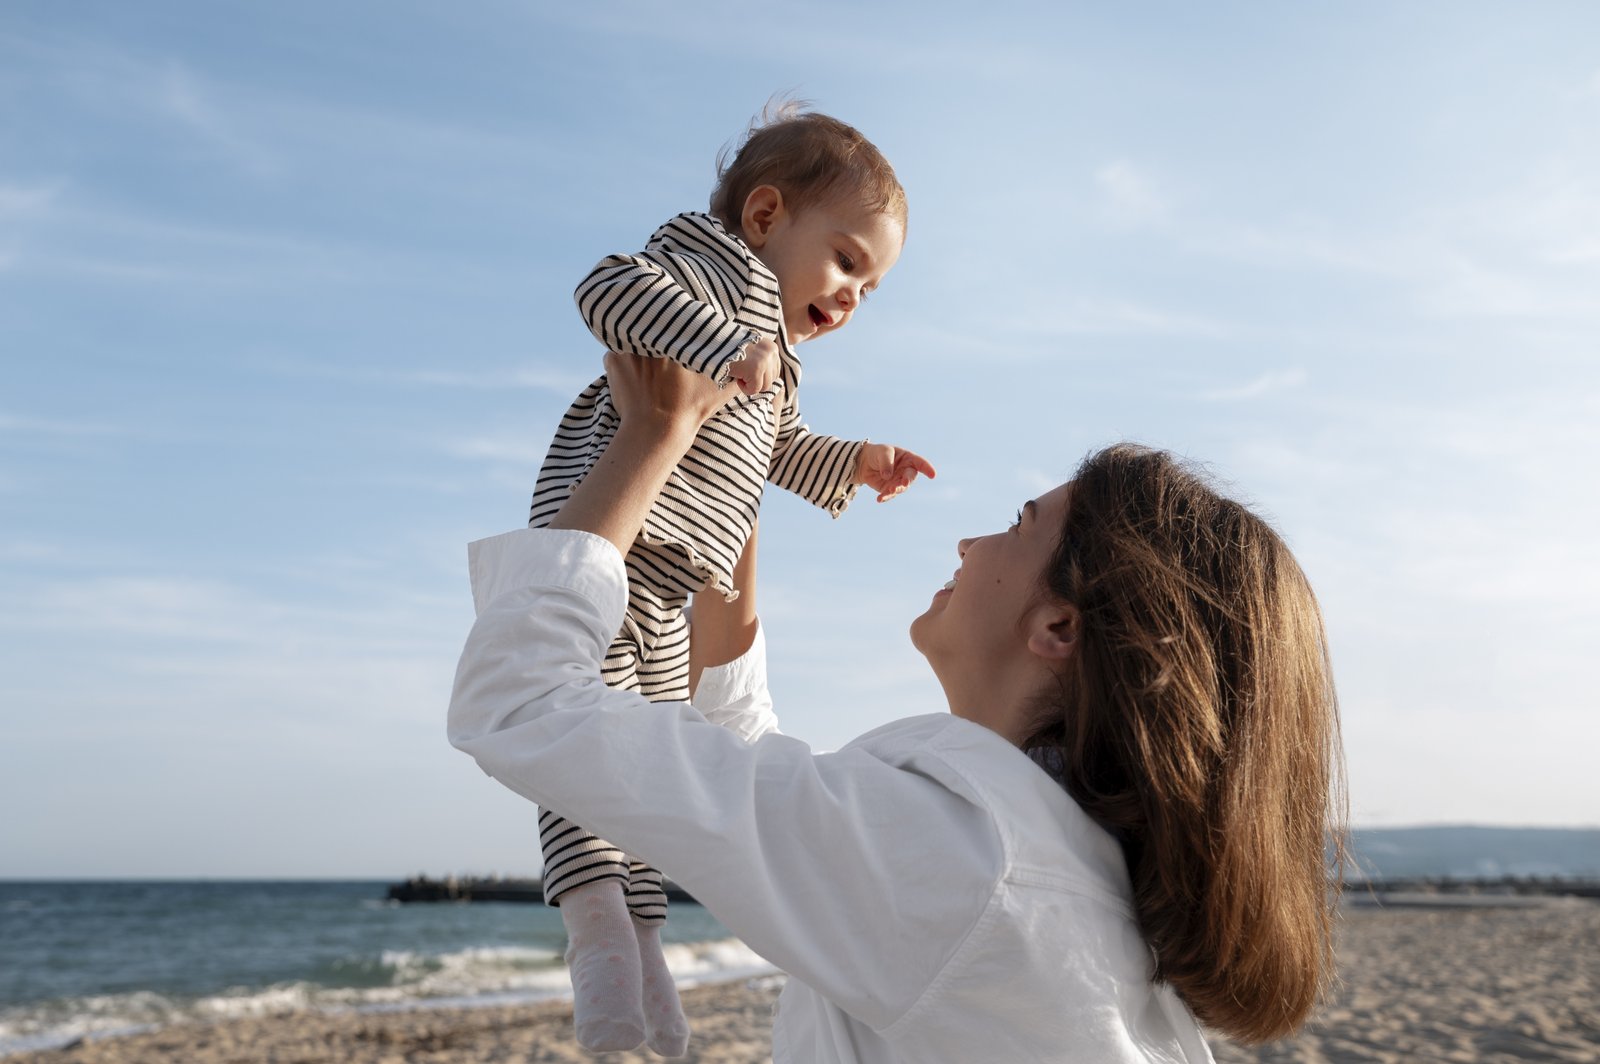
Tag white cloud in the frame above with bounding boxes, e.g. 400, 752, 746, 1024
1197, 368, 1308, 402
1341, 697, 1599, 827
156, 63, 278, 178
254, 359, 590, 395
402, 367, 592, 394
537, 5, 1046, 80
4, 569, 466, 718
964, 296, 1233, 342
1488, 165, 1600, 267
0, 412, 120, 436
1418, 255, 1551, 317
8, 204, 494, 288
21, 575, 263, 642
444, 435, 547, 466
1095, 160, 1170, 224
0, 541, 66, 563
1186, 165, 1600, 324
0, 182, 60, 219
0, 184, 59, 271
1015, 467, 1057, 493
1225, 439, 1375, 492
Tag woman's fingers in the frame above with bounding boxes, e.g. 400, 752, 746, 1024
603, 351, 732, 428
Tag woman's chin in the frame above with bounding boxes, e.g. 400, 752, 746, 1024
908, 608, 938, 656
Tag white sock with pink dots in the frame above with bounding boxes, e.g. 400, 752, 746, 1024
634, 920, 690, 1057
559, 879, 644, 1052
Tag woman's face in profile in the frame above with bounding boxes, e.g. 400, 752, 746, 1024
911, 481, 1072, 720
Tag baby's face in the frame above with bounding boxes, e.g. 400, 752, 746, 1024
750, 197, 904, 345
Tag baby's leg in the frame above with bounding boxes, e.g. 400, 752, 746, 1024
538, 572, 694, 1056
555, 878, 644, 1051
620, 566, 693, 1056
539, 626, 646, 1052
537, 610, 643, 909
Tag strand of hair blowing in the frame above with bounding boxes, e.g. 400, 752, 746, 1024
1026, 445, 1347, 1044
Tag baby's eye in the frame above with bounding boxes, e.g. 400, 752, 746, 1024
837, 251, 856, 272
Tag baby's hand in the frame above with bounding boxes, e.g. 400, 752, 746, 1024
857, 444, 937, 503
726, 337, 780, 396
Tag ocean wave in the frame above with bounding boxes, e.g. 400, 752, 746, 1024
660, 939, 776, 986
0, 937, 774, 1057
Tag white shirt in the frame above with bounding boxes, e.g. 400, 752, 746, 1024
448, 528, 1215, 1064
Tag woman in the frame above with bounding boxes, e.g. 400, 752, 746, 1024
448, 354, 1346, 1062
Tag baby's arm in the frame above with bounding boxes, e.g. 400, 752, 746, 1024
767, 402, 867, 518
768, 398, 936, 515
575, 215, 762, 388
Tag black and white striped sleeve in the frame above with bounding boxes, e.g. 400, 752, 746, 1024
574, 215, 760, 386
768, 399, 865, 518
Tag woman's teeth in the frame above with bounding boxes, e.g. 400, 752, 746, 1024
942, 578, 957, 591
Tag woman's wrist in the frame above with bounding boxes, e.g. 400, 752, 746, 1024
616, 410, 701, 459
548, 418, 698, 554
551, 351, 729, 555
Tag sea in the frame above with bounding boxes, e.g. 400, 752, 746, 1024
0, 880, 773, 1057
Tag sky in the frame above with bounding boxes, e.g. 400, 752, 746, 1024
3, 1, 1597, 878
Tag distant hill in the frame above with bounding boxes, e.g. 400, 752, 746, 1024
1347, 825, 1600, 880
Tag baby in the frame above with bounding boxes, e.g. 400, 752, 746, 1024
528, 102, 933, 1055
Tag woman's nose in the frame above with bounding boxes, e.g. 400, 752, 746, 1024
957, 537, 973, 557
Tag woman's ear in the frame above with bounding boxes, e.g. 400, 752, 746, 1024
1026, 602, 1080, 663
740, 185, 785, 249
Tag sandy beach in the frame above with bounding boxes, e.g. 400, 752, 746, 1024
13, 901, 1599, 1064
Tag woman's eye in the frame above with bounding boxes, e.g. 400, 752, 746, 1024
1009, 509, 1022, 531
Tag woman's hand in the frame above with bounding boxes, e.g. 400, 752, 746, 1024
603, 350, 735, 444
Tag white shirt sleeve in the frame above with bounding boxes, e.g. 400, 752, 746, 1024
447, 528, 1002, 1032
689, 614, 780, 742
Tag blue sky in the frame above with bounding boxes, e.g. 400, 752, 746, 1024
3, 2, 1597, 877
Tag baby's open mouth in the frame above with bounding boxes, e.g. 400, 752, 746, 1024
808, 305, 830, 328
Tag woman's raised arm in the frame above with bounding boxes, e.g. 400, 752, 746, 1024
547, 351, 734, 553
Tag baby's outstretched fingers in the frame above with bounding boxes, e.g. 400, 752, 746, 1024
899, 451, 937, 480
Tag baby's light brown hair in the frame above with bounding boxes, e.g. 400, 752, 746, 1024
710, 99, 907, 238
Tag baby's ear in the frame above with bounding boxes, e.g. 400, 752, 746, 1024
740, 185, 785, 248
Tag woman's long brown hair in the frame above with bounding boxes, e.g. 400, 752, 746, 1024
1024, 444, 1347, 1044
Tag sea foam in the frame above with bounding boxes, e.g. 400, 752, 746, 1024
0, 937, 774, 1058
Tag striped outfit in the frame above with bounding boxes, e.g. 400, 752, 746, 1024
530, 212, 865, 921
